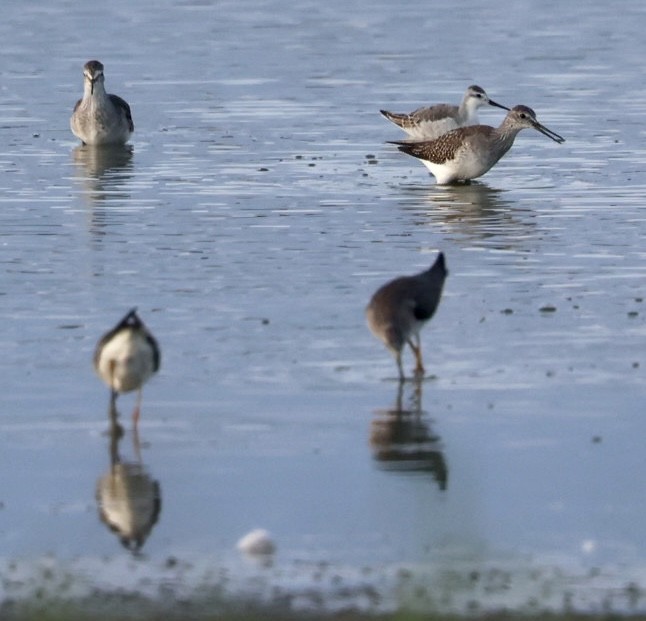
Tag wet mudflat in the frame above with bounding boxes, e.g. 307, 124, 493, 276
2, 0, 646, 618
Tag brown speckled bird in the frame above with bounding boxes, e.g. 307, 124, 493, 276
390, 105, 564, 184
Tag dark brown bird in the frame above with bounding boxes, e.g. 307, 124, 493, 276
366, 253, 448, 380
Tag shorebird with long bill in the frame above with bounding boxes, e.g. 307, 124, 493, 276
381, 85, 509, 141
94, 308, 160, 427
366, 253, 448, 381
71, 60, 134, 146
389, 105, 565, 184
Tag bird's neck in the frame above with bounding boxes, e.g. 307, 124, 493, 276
458, 99, 477, 123
84, 79, 107, 101
492, 123, 523, 153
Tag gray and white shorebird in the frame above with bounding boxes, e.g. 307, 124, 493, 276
380, 85, 509, 141
389, 105, 565, 185
366, 253, 448, 381
71, 60, 134, 146
94, 308, 160, 425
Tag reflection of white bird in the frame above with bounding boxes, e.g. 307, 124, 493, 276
96, 404, 161, 553
97, 462, 161, 553
71, 60, 134, 146
381, 85, 509, 141
366, 253, 448, 381
94, 308, 160, 425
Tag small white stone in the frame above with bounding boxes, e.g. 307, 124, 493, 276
237, 529, 276, 556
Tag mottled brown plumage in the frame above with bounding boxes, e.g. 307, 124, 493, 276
396, 124, 498, 165
389, 105, 565, 184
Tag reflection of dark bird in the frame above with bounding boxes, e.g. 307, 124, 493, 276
381, 85, 509, 141
389, 105, 565, 185
71, 60, 134, 146
94, 308, 160, 427
96, 407, 161, 552
370, 381, 448, 489
366, 253, 448, 381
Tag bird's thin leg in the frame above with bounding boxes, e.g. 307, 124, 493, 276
133, 388, 142, 430
407, 335, 425, 377
108, 395, 124, 438
396, 350, 406, 382
108, 360, 117, 397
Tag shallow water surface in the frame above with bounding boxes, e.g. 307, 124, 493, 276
2, 0, 646, 616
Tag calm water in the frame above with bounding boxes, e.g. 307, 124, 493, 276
2, 0, 646, 616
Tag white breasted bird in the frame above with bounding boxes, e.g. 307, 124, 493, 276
94, 308, 160, 424
71, 60, 134, 146
389, 105, 565, 185
381, 85, 509, 141
366, 253, 448, 381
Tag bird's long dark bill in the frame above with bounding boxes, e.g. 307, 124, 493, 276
533, 120, 565, 143
488, 99, 510, 111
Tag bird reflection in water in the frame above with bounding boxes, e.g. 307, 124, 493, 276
403, 182, 536, 252
72, 144, 134, 240
72, 143, 134, 206
72, 143, 133, 178
96, 403, 161, 553
370, 379, 447, 490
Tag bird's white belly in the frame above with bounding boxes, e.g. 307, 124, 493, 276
96, 331, 154, 392
424, 149, 493, 184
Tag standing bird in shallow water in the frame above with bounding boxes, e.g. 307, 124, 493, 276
380, 85, 509, 141
71, 60, 134, 146
94, 308, 160, 426
366, 253, 448, 381
389, 105, 565, 185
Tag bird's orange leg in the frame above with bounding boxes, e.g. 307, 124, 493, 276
407, 336, 425, 377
